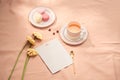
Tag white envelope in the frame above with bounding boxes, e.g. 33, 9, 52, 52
36, 39, 73, 74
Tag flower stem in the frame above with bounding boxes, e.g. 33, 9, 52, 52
21, 37, 35, 80
8, 42, 28, 80
21, 55, 30, 80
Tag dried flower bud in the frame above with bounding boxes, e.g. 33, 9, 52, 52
56, 30, 59, 33
70, 51, 74, 53
53, 32, 55, 35
27, 48, 38, 57
33, 32, 42, 40
26, 36, 35, 45
48, 29, 51, 31
70, 51, 74, 59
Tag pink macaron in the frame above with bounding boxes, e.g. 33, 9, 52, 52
42, 13, 49, 22
39, 9, 45, 14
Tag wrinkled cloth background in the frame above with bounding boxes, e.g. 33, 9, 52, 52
0, 0, 120, 80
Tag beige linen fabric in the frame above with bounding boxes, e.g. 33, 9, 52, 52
0, 0, 120, 80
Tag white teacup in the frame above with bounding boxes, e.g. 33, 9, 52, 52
66, 21, 81, 40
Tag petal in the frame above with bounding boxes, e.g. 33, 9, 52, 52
33, 32, 42, 40
26, 36, 35, 45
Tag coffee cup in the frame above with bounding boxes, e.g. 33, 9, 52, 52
66, 21, 81, 40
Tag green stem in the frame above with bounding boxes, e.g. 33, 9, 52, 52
21, 37, 35, 80
21, 55, 30, 80
8, 42, 28, 80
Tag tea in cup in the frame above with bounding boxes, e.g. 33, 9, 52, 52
66, 21, 81, 40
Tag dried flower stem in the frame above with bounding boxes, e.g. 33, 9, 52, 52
70, 51, 76, 75
21, 55, 30, 80
8, 41, 28, 80
21, 40, 34, 80
72, 56, 76, 75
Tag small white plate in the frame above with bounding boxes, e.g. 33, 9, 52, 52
60, 24, 88, 45
29, 7, 56, 28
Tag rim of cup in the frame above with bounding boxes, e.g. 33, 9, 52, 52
67, 21, 81, 33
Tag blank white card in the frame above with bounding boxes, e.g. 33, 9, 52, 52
36, 39, 73, 73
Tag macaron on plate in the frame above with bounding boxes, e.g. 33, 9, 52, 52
29, 7, 56, 28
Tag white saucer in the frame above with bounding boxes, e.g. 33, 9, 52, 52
29, 7, 56, 28
60, 24, 88, 45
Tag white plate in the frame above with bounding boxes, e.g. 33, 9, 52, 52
59, 24, 88, 45
29, 7, 56, 28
